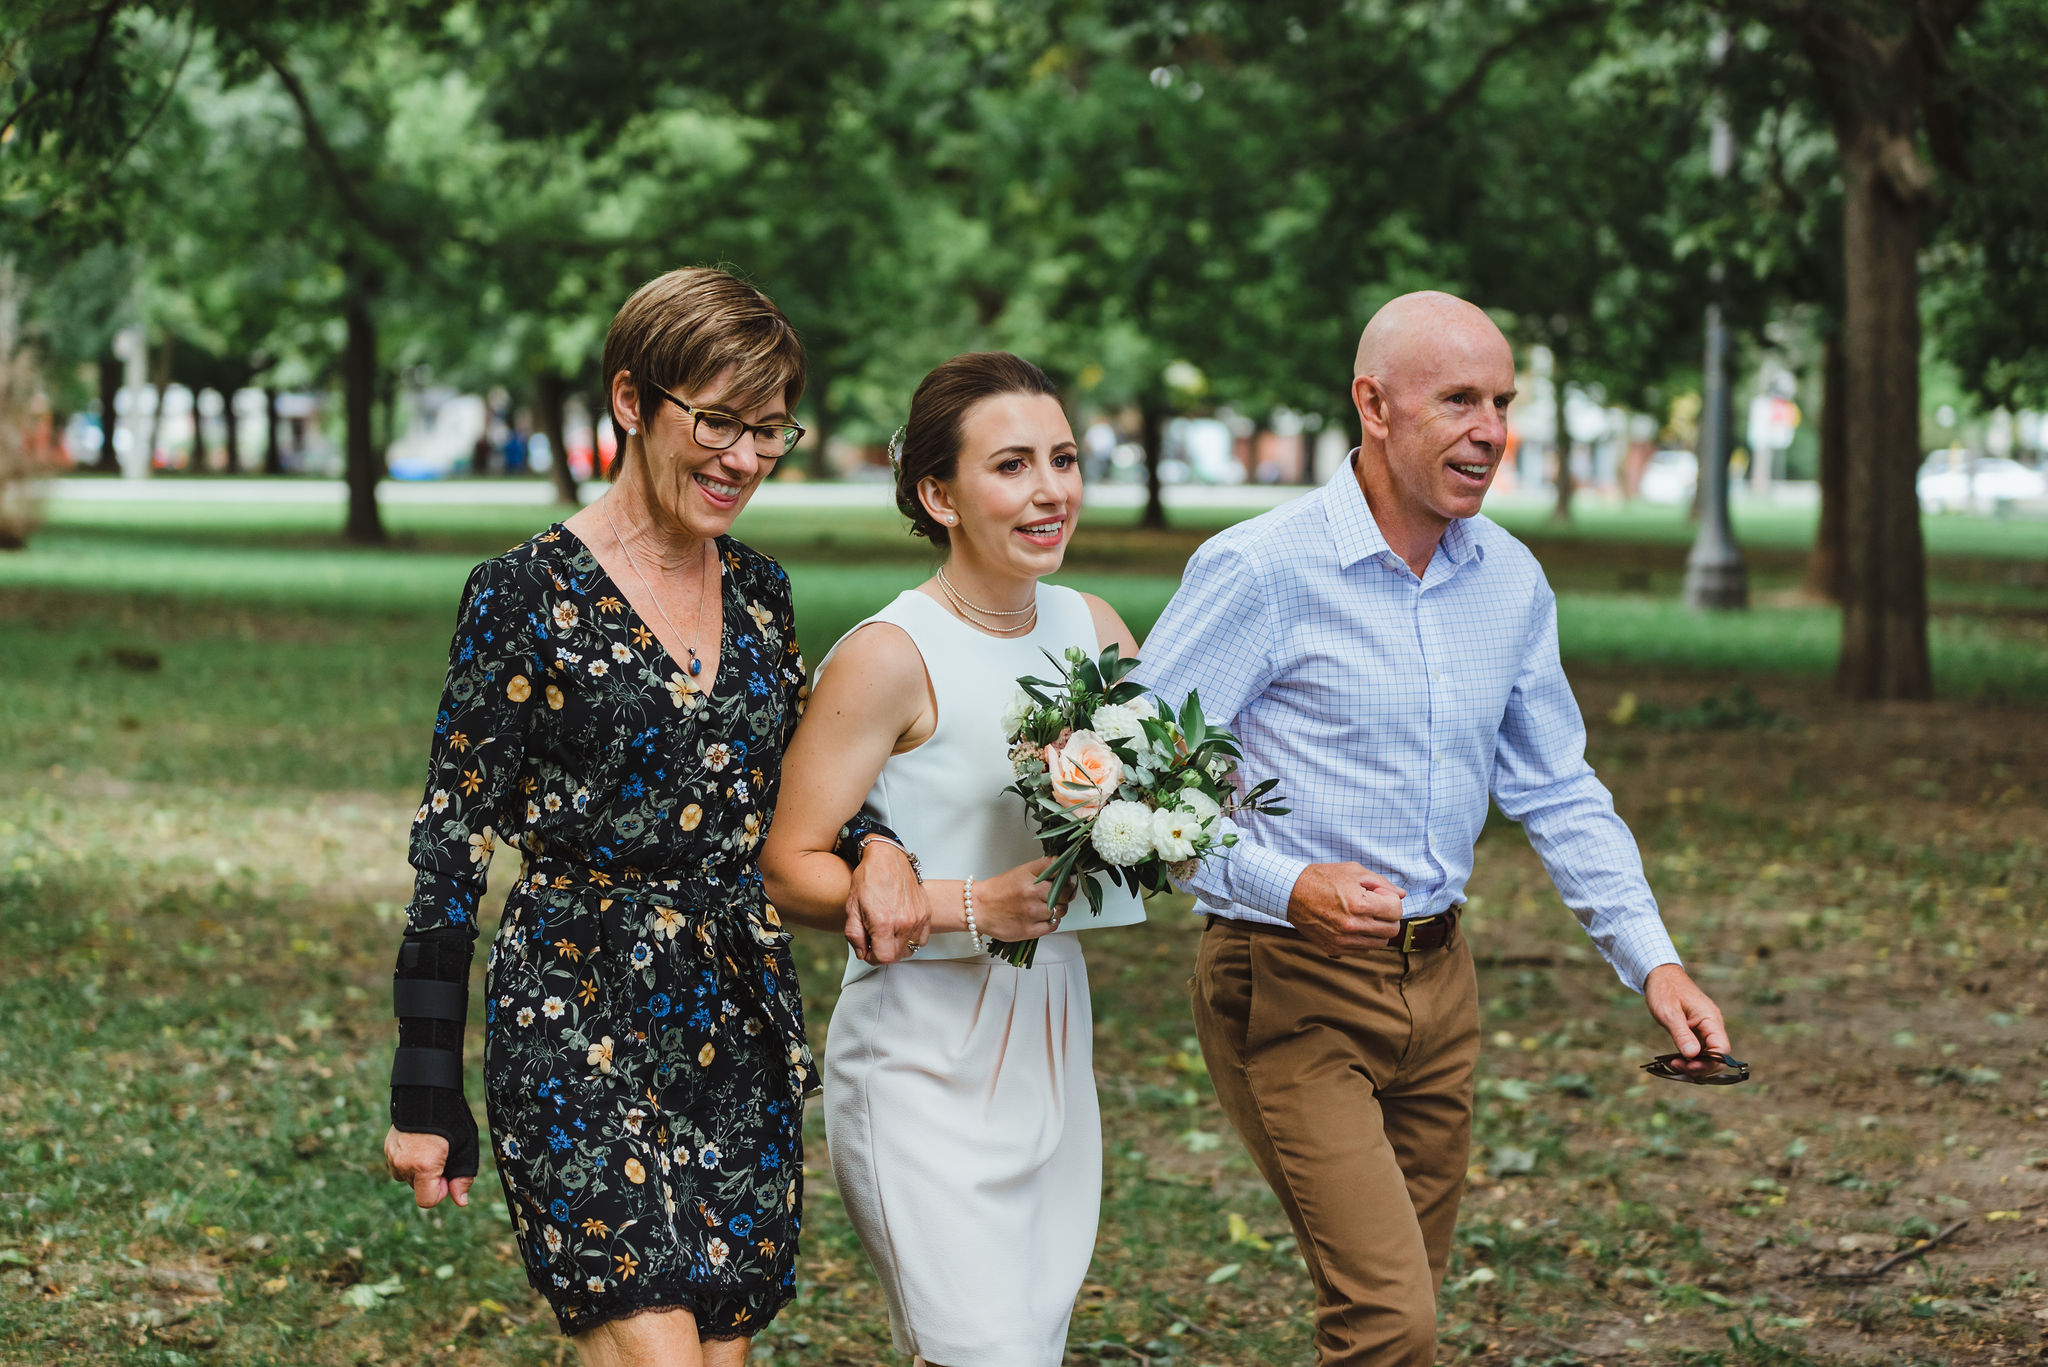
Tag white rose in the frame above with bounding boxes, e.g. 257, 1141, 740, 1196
998, 688, 1036, 739
1178, 788, 1223, 836
1089, 702, 1145, 742
1090, 800, 1156, 866
1151, 806, 1199, 862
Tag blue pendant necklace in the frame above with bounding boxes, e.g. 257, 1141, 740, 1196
603, 496, 713, 677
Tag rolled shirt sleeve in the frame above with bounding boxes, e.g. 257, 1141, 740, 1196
1132, 540, 1307, 920
1490, 579, 1681, 991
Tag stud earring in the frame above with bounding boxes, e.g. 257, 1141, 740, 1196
627, 426, 636, 436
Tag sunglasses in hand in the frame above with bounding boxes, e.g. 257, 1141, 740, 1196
1641, 1051, 1750, 1085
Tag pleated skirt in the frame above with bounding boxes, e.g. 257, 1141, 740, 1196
822, 931, 1098, 1367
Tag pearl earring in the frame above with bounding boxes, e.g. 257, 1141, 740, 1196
627, 426, 636, 436
945, 516, 956, 524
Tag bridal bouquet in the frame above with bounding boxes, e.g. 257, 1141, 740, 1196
996, 644, 1288, 967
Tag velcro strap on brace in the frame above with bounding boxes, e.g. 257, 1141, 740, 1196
390, 1046, 464, 1091
393, 978, 468, 1022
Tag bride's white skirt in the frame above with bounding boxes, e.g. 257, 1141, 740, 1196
823, 930, 1098, 1367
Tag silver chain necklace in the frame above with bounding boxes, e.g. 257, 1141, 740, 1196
602, 495, 714, 677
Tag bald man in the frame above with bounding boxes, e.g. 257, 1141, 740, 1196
1134, 292, 1733, 1365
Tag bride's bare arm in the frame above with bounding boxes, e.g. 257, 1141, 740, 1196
762, 621, 1075, 965
762, 623, 931, 945
1080, 592, 1140, 657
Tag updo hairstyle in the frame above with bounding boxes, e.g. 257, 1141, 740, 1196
893, 352, 1059, 547
600, 267, 807, 463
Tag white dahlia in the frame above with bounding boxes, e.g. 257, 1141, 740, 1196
1090, 800, 1156, 866
1088, 702, 1145, 742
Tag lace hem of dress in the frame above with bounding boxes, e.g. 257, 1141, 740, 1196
553, 1282, 792, 1343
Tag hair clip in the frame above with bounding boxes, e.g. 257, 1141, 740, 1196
887, 424, 908, 469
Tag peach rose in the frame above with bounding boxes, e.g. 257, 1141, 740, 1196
1045, 730, 1124, 817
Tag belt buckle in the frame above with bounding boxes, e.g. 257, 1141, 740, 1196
1399, 917, 1421, 952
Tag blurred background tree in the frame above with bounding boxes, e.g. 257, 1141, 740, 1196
5, 0, 2047, 698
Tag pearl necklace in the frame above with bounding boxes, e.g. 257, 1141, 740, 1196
942, 577, 1040, 643
936, 569, 1036, 636
602, 496, 714, 677
936, 564, 1035, 616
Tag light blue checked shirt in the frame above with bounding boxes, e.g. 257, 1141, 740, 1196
1133, 457, 1682, 992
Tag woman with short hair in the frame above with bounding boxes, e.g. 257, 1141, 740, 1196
382, 267, 882, 1364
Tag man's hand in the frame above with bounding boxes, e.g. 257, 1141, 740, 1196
384, 1127, 472, 1210
1285, 863, 1406, 957
845, 840, 928, 966
1643, 964, 1733, 1074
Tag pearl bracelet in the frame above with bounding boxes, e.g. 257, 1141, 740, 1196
963, 875, 983, 953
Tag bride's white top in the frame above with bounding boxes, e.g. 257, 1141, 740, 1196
821, 584, 1146, 984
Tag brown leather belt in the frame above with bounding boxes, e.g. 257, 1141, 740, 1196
1210, 907, 1461, 952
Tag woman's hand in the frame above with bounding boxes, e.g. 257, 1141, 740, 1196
846, 841, 930, 966
972, 856, 1071, 944
384, 1127, 472, 1210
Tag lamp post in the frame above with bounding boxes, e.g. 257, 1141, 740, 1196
1684, 36, 1748, 610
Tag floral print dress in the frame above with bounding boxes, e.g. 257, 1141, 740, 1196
401, 524, 816, 1338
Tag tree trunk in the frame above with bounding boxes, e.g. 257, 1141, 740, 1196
805, 357, 834, 481
1550, 366, 1574, 523
537, 371, 578, 505
342, 282, 385, 544
95, 353, 122, 472
221, 388, 243, 474
378, 369, 398, 479
1832, 137, 1930, 700
262, 386, 285, 474
1804, 330, 1847, 601
190, 389, 213, 473
143, 334, 172, 471
1138, 397, 1169, 531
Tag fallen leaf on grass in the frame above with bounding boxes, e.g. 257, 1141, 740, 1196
339, 1274, 402, 1310
1225, 1213, 1270, 1251
1983, 1210, 2024, 1221
1205, 1263, 1241, 1285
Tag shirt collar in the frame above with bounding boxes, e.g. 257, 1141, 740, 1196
1322, 449, 1486, 572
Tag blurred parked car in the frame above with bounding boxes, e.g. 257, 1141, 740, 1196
1917, 454, 2047, 513
1637, 448, 1698, 506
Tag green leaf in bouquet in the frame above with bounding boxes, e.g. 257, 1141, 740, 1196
1244, 777, 1280, 799
1081, 873, 1105, 919
1099, 643, 1142, 686
1106, 679, 1150, 705
1179, 691, 1209, 747
1260, 805, 1292, 816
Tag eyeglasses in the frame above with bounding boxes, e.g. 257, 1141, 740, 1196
1641, 1052, 1750, 1086
636, 375, 805, 458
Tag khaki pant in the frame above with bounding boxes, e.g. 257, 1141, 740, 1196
1191, 917, 1480, 1367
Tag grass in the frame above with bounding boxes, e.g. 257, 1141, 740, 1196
3, 491, 2046, 1365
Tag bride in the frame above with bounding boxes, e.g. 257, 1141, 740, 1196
760, 351, 1145, 1367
